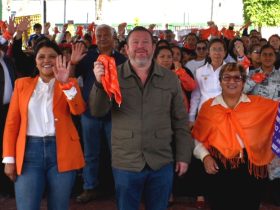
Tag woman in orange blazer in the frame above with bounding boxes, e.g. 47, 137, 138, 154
2, 40, 86, 210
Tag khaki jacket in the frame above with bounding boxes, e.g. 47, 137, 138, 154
3, 76, 86, 175
90, 61, 194, 171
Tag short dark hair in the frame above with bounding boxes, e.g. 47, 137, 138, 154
209, 38, 227, 51
153, 46, 173, 59
32, 35, 49, 49
33, 23, 42, 30
34, 40, 62, 57
164, 29, 173, 34
118, 40, 127, 51
260, 44, 276, 55
83, 33, 92, 43
126, 26, 153, 44
155, 39, 170, 48
219, 63, 247, 83
181, 47, 196, 57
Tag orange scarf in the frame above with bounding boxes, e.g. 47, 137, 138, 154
192, 95, 278, 178
97, 55, 122, 106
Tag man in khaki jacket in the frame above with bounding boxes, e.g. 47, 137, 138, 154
89, 26, 193, 210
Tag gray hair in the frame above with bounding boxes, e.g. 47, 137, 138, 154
95, 24, 115, 36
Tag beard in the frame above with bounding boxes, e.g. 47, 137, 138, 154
129, 55, 152, 68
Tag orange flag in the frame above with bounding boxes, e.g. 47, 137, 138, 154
239, 56, 251, 70
220, 27, 236, 40
76, 25, 83, 38
97, 55, 122, 106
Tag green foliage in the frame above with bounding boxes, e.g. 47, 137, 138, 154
243, 0, 280, 27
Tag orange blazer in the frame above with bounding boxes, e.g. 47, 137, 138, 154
3, 76, 86, 175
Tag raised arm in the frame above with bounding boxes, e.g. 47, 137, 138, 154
89, 61, 112, 117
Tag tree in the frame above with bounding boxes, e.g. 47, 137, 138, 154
243, 0, 280, 28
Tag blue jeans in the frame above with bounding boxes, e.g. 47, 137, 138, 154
112, 163, 173, 210
81, 113, 112, 190
15, 136, 76, 210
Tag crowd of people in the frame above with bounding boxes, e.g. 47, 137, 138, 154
0, 16, 280, 210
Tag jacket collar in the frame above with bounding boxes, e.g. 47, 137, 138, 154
27, 76, 63, 109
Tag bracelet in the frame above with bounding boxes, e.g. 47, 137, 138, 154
59, 81, 74, 90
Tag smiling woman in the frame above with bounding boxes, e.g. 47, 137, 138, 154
192, 62, 279, 210
219, 63, 246, 107
35, 41, 60, 82
2, 40, 86, 210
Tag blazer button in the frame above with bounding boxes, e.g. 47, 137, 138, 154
54, 118, 58, 122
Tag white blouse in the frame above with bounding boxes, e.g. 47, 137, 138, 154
27, 77, 56, 137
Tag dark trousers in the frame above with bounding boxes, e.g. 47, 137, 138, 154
205, 153, 266, 210
0, 104, 14, 195
173, 156, 207, 197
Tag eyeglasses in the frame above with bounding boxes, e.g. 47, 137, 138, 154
221, 75, 243, 82
196, 47, 207, 51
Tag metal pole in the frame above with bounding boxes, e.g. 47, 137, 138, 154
43, 0, 46, 24
64, 0, 66, 24
95, 0, 97, 20
210, 0, 214, 21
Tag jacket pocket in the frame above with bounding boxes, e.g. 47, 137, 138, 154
154, 128, 173, 154
119, 84, 139, 109
151, 82, 173, 111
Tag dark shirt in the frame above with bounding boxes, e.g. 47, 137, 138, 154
12, 38, 35, 77
27, 34, 44, 47
0, 56, 16, 107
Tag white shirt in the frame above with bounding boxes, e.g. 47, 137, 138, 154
189, 62, 225, 122
1, 55, 13, 104
185, 59, 206, 75
27, 77, 56, 137
193, 94, 251, 161
3, 77, 78, 164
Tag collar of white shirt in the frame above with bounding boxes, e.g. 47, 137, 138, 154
37, 77, 55, 93
211, 93, 251, 108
